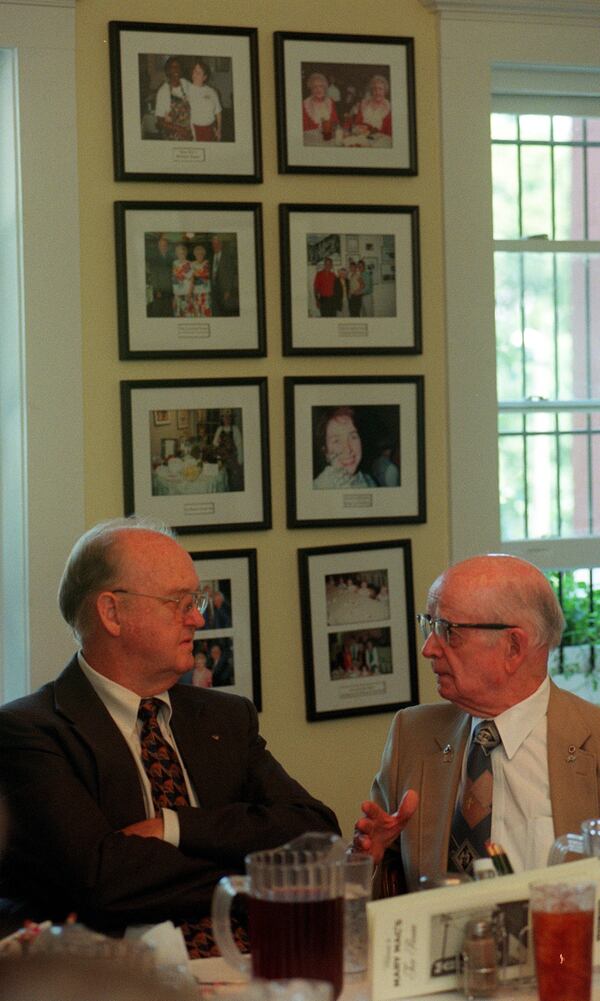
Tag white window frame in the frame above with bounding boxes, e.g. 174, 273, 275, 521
0, 0, 84, 700
418, 0, 600, 570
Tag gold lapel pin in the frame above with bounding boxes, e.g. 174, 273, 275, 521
211, 734, 221, 741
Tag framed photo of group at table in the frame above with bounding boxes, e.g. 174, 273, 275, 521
120, 378, 271, 534
274, 30, 417, 175
298, 539, 418, 721
280, 203, 421, 355
109, 21, 262, 183
284, 376, 426, 529
114, 201, 265, 359
178, 548, 261, 709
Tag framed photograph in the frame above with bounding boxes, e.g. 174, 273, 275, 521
178, 548, 261, 709
285, 376, 425, 528
298, 539, 418, 720
109, 21, 262, 183
274, 31, 416, 175
115, 201, 265, 358
280, 204, 421, 355
121, 378, 271, 534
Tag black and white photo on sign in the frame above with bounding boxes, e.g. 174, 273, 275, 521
280, 204, 420, 355
121, 378, 271, 534
274, 31, 416, 175
285, 376, 425, 528
109, 22, 261, 182
115, 202, 265, 359
298, 539, 418, 721
181, 548, 261, 707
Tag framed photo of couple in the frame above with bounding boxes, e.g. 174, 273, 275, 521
298, 539, 419, 721
114, 201, 265, 359
280, 204, 421, 355
284, 376, 426, 529
274, 31, 417, 175
180, 548, 261, 709
121, 378, 271, 534
109, 21, 261, 183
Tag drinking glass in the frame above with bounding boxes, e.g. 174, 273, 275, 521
530, 880, 595, 1001
343, 853, 372, 974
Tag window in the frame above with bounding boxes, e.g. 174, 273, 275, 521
433, 4, 600, 696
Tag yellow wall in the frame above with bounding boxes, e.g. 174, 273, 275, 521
76, 0, 448, 838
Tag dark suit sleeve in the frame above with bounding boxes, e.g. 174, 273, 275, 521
0, 708, 238, 930
176, 695, 340, 861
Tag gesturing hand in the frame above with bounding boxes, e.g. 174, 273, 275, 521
352, 789, 419, 863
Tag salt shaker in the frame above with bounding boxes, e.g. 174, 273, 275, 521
461, 918, 498, 999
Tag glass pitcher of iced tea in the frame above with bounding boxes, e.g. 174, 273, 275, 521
212, 833, 346, 998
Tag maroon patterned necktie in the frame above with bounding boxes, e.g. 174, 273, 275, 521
448, 719, 501, 875
137, 697, 249, 959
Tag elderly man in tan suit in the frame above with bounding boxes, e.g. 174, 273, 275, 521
355, 554, 600, 894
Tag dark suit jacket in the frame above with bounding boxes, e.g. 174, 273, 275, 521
371, 681, 600, 895
0, 656, 339, 932
211, 248, 239, 316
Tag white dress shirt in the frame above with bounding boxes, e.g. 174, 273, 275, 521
464, 676, 552, 873
78, 653, 199, 846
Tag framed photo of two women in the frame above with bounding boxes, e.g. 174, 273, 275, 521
109, 22, 261, 183
274, 31, 417, 175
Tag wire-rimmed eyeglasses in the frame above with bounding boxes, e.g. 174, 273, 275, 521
416, 613, 518, 645
113, 589, 208, 618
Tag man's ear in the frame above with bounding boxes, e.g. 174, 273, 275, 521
505, 626, 529, 674
96, 591, 122, 637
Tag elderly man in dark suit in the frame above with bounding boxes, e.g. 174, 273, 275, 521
0, 518, 339, 950
210, 235, 239, 317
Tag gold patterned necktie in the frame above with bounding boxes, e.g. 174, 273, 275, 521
448, 719, 501, 875
136, 697, 249, 959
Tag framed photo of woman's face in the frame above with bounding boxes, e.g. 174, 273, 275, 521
285, 376, 426, 528
115, 201, 265, 358
121, 378, 271, 534
179, 548, 261, 708
280, 203, 421, 355
274, 31, 417, 175
298, 539, 419, 720
109, 21, 262, 182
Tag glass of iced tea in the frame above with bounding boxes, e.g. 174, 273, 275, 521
212, 835, 345, 999
530, 880, 595, 1001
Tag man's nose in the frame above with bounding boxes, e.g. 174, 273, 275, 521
421, 632, 442, 658
189, 607, 205, 628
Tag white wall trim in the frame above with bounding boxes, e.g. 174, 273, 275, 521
0, 0, 84, 698
418, 0, 600, 23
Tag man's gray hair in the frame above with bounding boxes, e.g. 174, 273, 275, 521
491, 573, 565, 650
58, 516, 175, 644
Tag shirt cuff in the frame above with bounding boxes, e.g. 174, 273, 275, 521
161, 808, 180, 847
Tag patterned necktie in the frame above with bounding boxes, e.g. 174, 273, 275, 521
137, 698, 249, 959
448, 719, 501, 876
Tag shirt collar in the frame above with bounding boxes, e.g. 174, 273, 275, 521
470, 675, 550, 760
77, 651, 172, 736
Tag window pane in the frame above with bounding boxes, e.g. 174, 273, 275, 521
519, 114, 551, 141
521, 145, 552, 237
491, 112, 517, 140
553, 145, 580, 240
588, 145, 600, 240
492, 144, 519, 238
498, 428, 526, 540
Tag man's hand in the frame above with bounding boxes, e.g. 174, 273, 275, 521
352, 789, 419, 863
120, 817, 164, 840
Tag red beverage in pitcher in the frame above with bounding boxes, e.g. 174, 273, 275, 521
532, 909, 593, 1001
248, 895, 344, 998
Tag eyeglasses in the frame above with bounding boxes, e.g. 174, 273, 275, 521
113, 589, 208, 618
416, 613, 517, 645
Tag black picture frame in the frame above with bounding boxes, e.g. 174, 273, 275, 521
109, 21, 262, 183
285, 375, 426, 528
115, 201, 265, 359
274, 30, 417, 176
121, 378, 271, 534
280, 203, 421, 355
182, 548, 261, 709
298, 539, 419, 721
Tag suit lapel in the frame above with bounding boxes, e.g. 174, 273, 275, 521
403, 711, 470, 889
548, 682, 599, 836
54, 657, 146, 828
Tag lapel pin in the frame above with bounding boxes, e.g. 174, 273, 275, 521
442, 743, 453, 762
566, 744, 577, 762
211, 734, 221, 741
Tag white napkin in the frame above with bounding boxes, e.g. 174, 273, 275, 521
125, 920, 189, 970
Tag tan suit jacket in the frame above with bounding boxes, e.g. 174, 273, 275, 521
371, 681, 600, 894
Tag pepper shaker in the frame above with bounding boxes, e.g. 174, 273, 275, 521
461, 917, 498, 999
